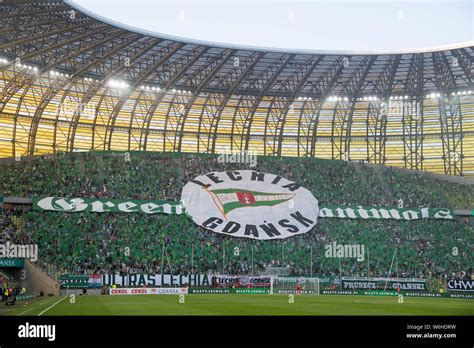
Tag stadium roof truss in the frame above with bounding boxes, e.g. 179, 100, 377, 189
0, 0, 473, 176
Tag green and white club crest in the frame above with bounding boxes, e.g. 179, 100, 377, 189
180, 171, 319, 240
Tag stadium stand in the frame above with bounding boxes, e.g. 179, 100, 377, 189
0, 1, 472, 307
1, 152, 472, 279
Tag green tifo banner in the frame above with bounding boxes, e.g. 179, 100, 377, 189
60, 275, 89, 288
33, 196, 183, 215
60, 275, 102, 289
319, 205, 453, 220
0, 258, 24, 267
32, 196, 454, 221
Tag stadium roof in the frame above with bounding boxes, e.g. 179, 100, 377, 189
0, 0, 473, 177
69, 0, 474, 55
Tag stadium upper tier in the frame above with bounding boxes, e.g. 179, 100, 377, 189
0, 0, 473, 176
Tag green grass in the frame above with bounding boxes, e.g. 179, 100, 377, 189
1, 295, 473, 316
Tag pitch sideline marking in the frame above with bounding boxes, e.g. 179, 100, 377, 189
16, 307, 35, 316
16, 298, 51, 316
38, 295, 68, 316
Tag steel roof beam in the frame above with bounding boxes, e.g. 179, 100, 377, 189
26, 33, 143, 154
141, 45, 208, 150
231, 54, 292, 152
73, 36, 160, 151
194, 51, 264, 153
105, 41, 184, 149
174, 49, 235, 152
263, 55, 323, 156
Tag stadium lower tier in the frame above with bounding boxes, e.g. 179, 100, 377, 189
4, 211, 471, 278
0, 151, 473, 278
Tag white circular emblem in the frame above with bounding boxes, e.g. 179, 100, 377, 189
180, 170, 319, 240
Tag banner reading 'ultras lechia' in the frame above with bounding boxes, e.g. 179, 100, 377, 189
181, 171, 320, 240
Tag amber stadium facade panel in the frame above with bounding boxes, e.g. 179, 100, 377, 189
0, 0, 473, 176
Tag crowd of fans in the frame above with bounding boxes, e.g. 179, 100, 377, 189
14, 211, 471, 280
0, 151, 472, 279
1, 151, 472, 207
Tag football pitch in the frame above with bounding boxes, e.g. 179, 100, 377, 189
1, 295, 473, 316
